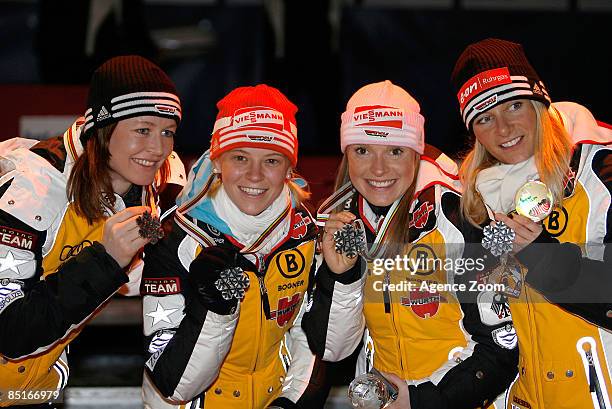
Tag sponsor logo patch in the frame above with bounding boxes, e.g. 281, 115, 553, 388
97, 106, 110, 121
0, 280, 24, 313
233, 107, 285, 129
247, 135, 274, 142
270, 293, 301, 327
277, 280, 304, 292
473, 95, 498, 112
146, 349, 163, 371
60, 240, 93, 261
142, 277, 181, 295
405, 244, 438, 276
143, 294, 185, 336
155, 105, 177, 115
304, 292, 313, 312
207, 226, 221, 236
512, 396, 532, 409
275, 249, 306, 279
148, 329, 175, 354
352, 105, 404, 128
409, 202, 434, 229
290, 213, 312, 240
0, 246, 36, 280
0, 226, 37, 250
457, 67, 511, 111
492, 323, 517, 350
477, 292, 513, 326
544, 206, 568, 237
401, 281, 443, 319
364, 130, 389, 137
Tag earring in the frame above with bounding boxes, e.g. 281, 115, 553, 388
213, 168, 220, 174
286, 171, 292, 179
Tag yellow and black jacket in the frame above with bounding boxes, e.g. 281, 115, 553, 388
0, 119, 184, 406
302, 146, 519, 409
501, 102, 612, 409
141, 204, 325, 408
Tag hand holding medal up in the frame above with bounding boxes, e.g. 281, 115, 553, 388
483, 180, 553, 255
136, 211, 164, 244
481, 181, 553, 297
321, 211, 364, 274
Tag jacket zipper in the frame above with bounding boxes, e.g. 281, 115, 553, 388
384, 271, 404, 374
581, 341, 607, 409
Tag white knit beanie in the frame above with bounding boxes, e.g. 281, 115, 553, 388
340, 80, 425, 154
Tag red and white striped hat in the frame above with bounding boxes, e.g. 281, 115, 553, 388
210, 84, 298, 166
340, 80, 425, 154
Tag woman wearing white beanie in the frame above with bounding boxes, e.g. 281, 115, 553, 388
302, 80, 518, 408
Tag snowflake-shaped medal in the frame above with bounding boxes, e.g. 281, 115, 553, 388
482, 221, 515, 257
333, 219, 367, 259
214, 267, 250, 300
136, 211, 164, 244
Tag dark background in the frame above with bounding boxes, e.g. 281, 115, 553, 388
2, 0, 611, 159
1, 0, 610, 396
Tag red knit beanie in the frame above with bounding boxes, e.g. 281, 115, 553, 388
210, 84, 298, 166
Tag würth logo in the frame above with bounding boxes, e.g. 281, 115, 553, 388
409, 201, 434, 229
270, 293, 301, 327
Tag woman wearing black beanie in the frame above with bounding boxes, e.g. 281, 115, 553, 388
0, 55, 184, 408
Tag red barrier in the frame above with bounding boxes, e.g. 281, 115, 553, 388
0, 85, 87, 140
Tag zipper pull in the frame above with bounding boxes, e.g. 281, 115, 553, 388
257, 274, 272, 320
582, 343, 606, 409
255, 253, 266, 274
383, 272, 391, 314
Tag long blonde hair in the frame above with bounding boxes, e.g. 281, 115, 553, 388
332, 152, 420, 257
460, 100, 573, 226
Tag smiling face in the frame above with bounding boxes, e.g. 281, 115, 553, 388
346, 144, 418, 206
472, 99, 537, 164
107, 116, 176, 195
214, 147, 291, 216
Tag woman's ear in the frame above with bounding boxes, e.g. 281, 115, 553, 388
212, 159, 221, 175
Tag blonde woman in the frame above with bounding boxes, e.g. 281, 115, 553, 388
141, 85, 327, 408
302, 81, 518, 409
452, 38, 612, 409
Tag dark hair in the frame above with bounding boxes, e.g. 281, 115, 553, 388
67, 124, 170, 223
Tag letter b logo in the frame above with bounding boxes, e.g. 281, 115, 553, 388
276, 249, 306, 279
285, 254, 298, 273
545, 206, 568, 237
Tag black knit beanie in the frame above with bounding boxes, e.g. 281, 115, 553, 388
82, 55, 181, 141
451, 38, 550, 130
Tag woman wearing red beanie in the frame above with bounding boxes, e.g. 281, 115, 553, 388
141, 84, 324, 408
452, 38, 612, 409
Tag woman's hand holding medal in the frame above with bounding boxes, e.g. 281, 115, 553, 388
493, 212, 543, 254
322, 211, 361, 274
